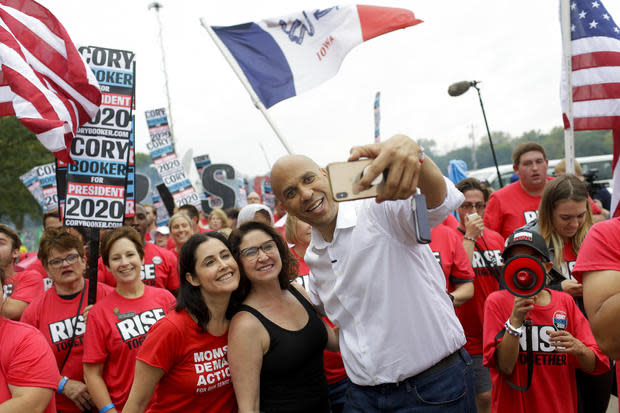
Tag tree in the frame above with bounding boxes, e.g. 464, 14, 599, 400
0, 116, 54, 229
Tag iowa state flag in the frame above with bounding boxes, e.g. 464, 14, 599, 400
212, 5, 421, 108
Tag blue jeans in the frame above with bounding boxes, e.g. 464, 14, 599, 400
343, 349, 476, 412
329, 377, 351, 413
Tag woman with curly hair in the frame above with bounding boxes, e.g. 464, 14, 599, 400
227, 221, 338, 413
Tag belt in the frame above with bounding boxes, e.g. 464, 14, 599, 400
408, 348, 465, 383
358, 348, 466, 390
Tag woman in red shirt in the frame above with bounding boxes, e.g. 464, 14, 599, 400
0, 268, 59, 412
83, 227, 175, 413
537, 174, 613, 413
122, 232, 239, 413
21, 228, 112, 413
539, 174, 592, 289
169, 213, 193, 257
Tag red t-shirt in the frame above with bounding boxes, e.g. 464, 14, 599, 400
429, 224, 475, 291
137, 310, 237, 413
572, 217, 620, 280
483, 289, 609, 413
291, 249, 348, 386
2, 269, 44, 304
166, 236, 176, 250
83, 286, 176, 410
442, 214, 459, 229
21, 281, 113, 413
97, 243, 179, 291
453, 228, 503, 355
571, 217, 620, 399
557, 239, 579, 282
0, 317, 59, 413
23, 258, 53, 290
484, 181, 544, 239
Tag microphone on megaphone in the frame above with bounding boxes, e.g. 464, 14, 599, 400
447, 80, 480, 97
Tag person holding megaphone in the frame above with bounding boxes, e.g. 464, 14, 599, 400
482, 229, 609, 413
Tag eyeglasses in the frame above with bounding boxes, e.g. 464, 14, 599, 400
240, 240, 277, 260
48, 253, 81, 268
460, 202, 486, 211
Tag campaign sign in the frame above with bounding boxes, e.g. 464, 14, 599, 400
64, 46, 135, 228
19, 167, 45, 209
152, 189, 169, 226
36, 163, 59, 212
253, 176, 275, 210
193, 153, 219, 207
124, 117, 136, 217
145, 108, 201, 210
200, 163, 242, 214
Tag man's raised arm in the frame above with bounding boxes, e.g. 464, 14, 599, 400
348, 134, 446, 207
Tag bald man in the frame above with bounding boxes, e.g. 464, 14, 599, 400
246, 191, 261, 204
270, 134, 474, 413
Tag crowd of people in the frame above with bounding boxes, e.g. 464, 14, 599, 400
1, 135, 619, 413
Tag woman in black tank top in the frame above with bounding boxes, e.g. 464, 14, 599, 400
228, 222, 339, 413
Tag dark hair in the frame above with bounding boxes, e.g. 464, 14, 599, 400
38, 228, 85, 266
229, 221, 297, 304
101, 226, 144, 267
512, 142, 547, 167
176, 232, 237, 330
0, 224, 21, 251
42, 209, 60, 227
179, 204, 199, 222
455, 177, 488, 202
224, 207, 240, 219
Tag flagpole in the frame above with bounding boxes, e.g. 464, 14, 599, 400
561, 0, 576, 175
374, 91, 381, 143
199, 18, 293, 155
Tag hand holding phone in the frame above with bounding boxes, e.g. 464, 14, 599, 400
326, 159, 387, 202
464, 212, 484, 238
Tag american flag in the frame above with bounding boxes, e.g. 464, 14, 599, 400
0, 0, 101, 163
562, 0, 620, 217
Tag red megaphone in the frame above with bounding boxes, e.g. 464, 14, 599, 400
502, 255, 546, 297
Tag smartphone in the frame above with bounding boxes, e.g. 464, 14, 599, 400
326, 159, 387, 202
467, 212, 479, 221
412, 193, 431, 244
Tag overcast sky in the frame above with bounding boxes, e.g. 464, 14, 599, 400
41, 0, 620, 177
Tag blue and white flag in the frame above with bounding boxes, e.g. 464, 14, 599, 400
212, 5, 421, 108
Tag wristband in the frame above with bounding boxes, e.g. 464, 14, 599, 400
505, 319, 524, 337
100, 403, 115, 413
464, 236, 476, 242
57, 376, 69, 394
418, 145, 425, 164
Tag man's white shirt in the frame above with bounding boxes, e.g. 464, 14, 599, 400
305, 177, 466, 385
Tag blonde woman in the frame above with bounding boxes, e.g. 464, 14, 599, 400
169, 212, 194, 257
208, 208, 231, 231
538, 174, 613, 413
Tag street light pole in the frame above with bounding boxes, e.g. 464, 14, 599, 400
148, 2, 176, 153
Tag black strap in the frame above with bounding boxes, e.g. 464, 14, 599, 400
472, 241, 502, 282
457, 228, 503, 283
498, 320, 534, 392
58, 284, 86, 374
